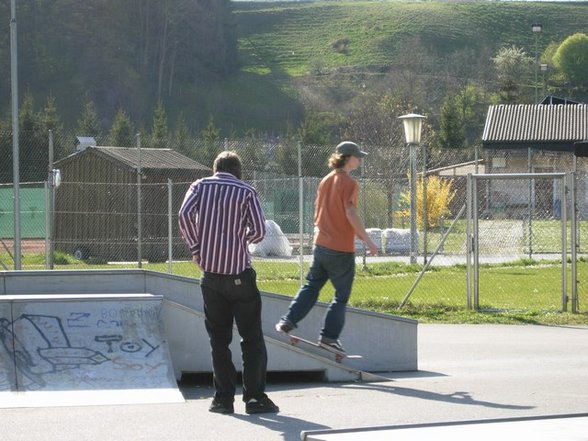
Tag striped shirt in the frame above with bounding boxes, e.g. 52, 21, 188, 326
178, 172, 266, 275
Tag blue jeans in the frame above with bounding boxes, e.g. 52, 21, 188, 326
283, 245, 355, 340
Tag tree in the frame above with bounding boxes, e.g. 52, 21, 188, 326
150, 100, 169, 148
199, 116, 221, 166
492, 45, 533, 103
109, 108, 135, 147
19, 92, 46, 181
455, 85, 495, 148
438, 94, 465, 149
298, 111, 338, 146
40, 95, 67, 160
553, 33, 588, 91
342, 92, 436, 228
76, 99, 102, 140
174, 113, 193, 158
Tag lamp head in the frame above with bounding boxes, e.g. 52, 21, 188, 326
398, 113, 426, 144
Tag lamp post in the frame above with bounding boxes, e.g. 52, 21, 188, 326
540, 63, 548, 97
399, 113, 426, 264
532, 23, 542, 103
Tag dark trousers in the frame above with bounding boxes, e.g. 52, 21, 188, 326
200, 268, 268, 403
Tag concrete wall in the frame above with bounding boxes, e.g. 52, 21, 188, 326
1, 270, 418, 381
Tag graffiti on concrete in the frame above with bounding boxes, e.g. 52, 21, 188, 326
0, 302, 168, 391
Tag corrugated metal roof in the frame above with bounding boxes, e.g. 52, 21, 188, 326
482, 104, 588, 151
91, 146, 210, 171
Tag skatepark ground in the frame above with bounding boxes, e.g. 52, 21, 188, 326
3, 323, 588, 441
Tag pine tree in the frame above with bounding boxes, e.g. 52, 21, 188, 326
20, 92, 46, 180
41, 95, 66, 159
174, 113, 193, 158
109, 108, 135, 147
200, 116, 220, 166
151, 100, 169, 148
76, 99, 102, 140
438, 94, 465, 149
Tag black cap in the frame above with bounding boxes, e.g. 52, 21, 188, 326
335, 141, 368, 158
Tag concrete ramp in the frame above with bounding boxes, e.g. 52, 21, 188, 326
2, 270, 418, 385
0, 293, 183, 408
164, 300, 389, 383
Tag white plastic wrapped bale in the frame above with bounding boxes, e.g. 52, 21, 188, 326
383, 228, 416, 253
354, 228, 382, 252
248, 220, 293, 257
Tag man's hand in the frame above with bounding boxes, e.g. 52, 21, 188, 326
366, 238, 379, 256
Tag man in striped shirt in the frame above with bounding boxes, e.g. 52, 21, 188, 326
179, 151, 279, 415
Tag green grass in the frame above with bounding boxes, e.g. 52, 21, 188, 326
191, 1, 588, 132
234, 1, 588, 76
7, 251, 587, 326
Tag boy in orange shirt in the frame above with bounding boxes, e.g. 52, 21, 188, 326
275, 141, 378, 352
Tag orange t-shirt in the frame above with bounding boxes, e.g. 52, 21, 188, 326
314, 169, 359, 253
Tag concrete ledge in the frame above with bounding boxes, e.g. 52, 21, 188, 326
0, 290, 183, 406
1, 269, 418, 380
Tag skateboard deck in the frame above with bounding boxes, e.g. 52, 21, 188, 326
288, 334, 362, 363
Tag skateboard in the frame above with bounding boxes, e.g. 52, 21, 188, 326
288, 334, 362, 363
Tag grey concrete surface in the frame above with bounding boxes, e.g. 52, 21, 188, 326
3, 324, 588, 441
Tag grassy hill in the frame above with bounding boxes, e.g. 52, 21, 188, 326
234, 1, 588, 76
221, 1, 588, 132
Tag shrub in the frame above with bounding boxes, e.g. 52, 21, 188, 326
400, 175, 457, 229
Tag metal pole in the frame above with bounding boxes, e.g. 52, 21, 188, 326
361, 162, 367, 268
528, 147, 533, 258
421, 143, 428, 265
11, 0, 21, 270
399, 204, 466, 309
466, 174, 472, 311
47, 130, 54, 269
298, 141, 304, 287
409, 143, 418, 264
561, 174, 567, 312
473, 174, 480, 310
44, 181, 50, 269
534, 32, 539, 103
136, 133, 142, 268
168, 179, 173, 274
570, 173, 577, 313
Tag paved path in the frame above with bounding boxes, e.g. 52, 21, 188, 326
3, 324, 588, 441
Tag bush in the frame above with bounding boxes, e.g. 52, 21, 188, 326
400, 175, 457, 229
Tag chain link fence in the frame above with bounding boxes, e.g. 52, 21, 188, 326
1, 130, 587, 313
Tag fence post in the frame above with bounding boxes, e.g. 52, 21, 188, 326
561, 173, 568, 312
527, 147, 534, 258
136, 133, 142, 268
168, 179, 173, 275
298, 141, 304, 286
46, 130, 54, 269
466, 173, 472, 311
472, 174, 479, 311
422, 142, 428, 265
11, 0, 21, 270
45, 180, 50, 269
570, 172, 578, 313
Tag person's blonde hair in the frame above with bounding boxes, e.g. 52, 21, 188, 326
328, 153, 348, 169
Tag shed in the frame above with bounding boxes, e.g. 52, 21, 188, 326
53, 146, 210, 261
482, 102, 588, 218
482, 103, 588, 152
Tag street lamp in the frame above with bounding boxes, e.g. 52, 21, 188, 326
532, 23, 542, 104
540, 63, 548, 98
399, 113, 426, 264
